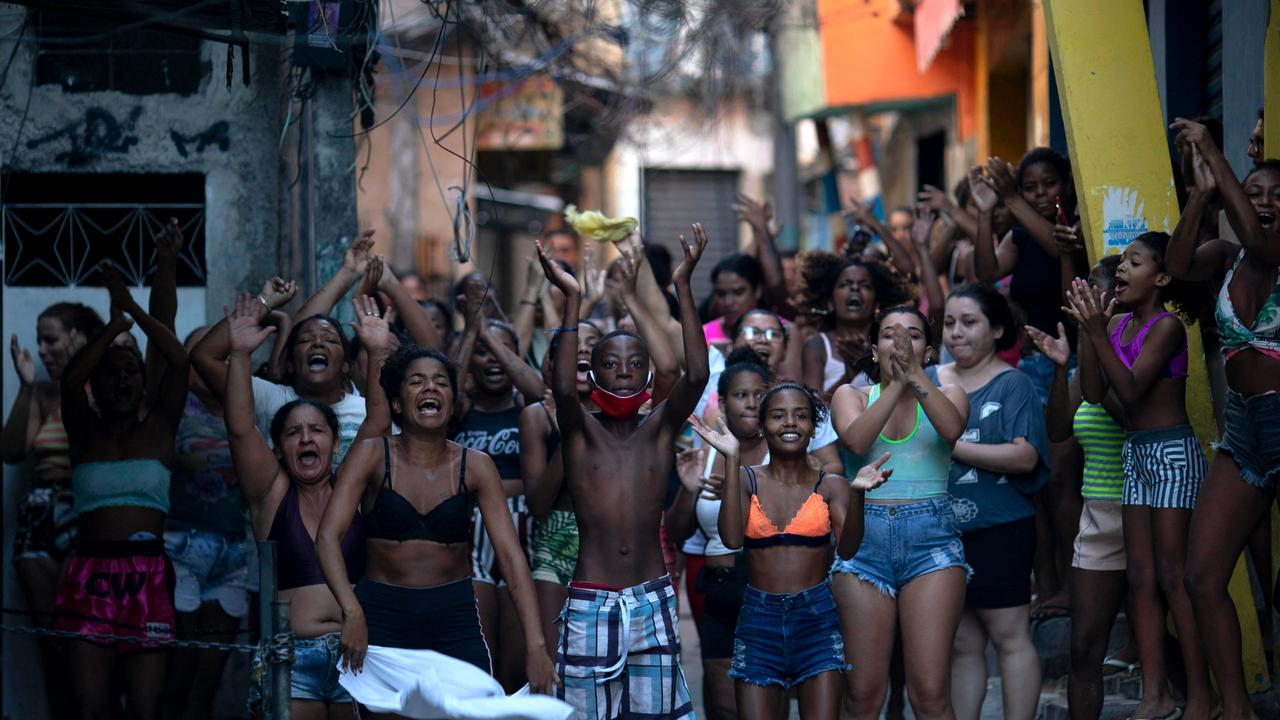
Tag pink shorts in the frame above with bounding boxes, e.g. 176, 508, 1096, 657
54, 539, 176, 653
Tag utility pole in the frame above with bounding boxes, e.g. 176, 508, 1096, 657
305, 68, 358, 322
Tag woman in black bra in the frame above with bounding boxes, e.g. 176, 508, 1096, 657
316, 338, 557, 694
224, 295, 382, 719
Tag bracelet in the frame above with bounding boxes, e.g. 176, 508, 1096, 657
552, 327, 578, 334
520, 299, 537, 306
256, 295, 270, 309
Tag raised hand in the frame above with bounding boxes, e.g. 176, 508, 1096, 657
155, 217, 184, 258
846, 196, 874, 225
968, 167, 999, 213
917, 185, 950, 213
350, 295, 393, 357
676, 447, 709, 494
672, 223, 709, 287
1052, 222, 1082, 256
1062, 278, 1114, 337
984, 157, 1019, 200
98, 264, 136, 327
259, 276, 299, 310
535, 239, 580, 296
688, 414, 740, 457
615, 237, 643, 297
1188, 142, 1217, 195
850, 451, 893, 491
911, 204, 936, 250
733, 193, 773, 234
1170, 117, 1216, 155
341, 229, 376, 276
1025, 322, 1071, 367
580, 243, 608, 308
354, 254, 384, 300
10, 335, 37, 386
226, 294, 277, 354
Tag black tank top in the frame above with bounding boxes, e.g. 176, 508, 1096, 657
363, 439, 472, 544
453, 406, 522, 480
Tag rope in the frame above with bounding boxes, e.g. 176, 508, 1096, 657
2, 607, 252, 638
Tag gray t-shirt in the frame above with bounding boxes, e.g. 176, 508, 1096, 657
947, 369, 1049, 532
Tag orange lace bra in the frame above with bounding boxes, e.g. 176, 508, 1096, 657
743, 466, 832, 549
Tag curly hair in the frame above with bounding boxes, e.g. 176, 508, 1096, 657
718, 347, 770, 397
759, 381, 829, 427
378, 344, 459, 423
1131, 231, 1211, 324
794, 251, 912, 331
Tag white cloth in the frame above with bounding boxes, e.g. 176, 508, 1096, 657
338, 646, 572, 720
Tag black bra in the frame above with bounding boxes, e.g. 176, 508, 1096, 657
363, 439, 472, 544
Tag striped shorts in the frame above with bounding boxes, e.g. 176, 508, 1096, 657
556, 575, 694, 720
470, 495, 535, 586
1121, 425, 1207, 509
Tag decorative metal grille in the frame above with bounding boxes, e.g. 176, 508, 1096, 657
3, 204, 207, 287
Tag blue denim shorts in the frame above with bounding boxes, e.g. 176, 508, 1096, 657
1018, 350, 1077, 407
249, 632, 352, 707
1216, 390, 1280, 490
830, 496, 970, 596
729, 580, 850, 689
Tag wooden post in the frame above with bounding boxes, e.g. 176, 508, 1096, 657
1043, 0, 1270, 693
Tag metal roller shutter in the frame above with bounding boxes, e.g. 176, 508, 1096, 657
642, 168, 741, 306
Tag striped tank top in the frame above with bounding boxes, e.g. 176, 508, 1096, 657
1073, 402, 1124, 501
32, 407, 71, 485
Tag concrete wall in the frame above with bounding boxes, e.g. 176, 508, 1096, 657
0, 6, 286, 715
608, 96, 774, 249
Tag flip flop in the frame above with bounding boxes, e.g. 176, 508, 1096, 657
1102, 656, 1139, 676
1126, 707, 1183, 720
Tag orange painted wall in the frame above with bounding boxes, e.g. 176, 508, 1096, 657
817, 0, 978, 139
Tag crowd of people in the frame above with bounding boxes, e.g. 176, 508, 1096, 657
2, 110, 1277, 720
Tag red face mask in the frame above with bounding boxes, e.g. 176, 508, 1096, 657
589, 372, 652, 419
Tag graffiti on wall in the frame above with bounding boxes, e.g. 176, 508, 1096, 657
169, 121, 231, 157
25, 106, 143, 166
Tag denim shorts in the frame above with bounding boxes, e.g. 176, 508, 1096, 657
830, 496, 970, 596
1216, 390, 1280, 490
163, 528, 253, 617
729, 580, 850, 689
249, 632, 352, 706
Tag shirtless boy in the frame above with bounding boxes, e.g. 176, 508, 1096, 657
535, 226, 709, 720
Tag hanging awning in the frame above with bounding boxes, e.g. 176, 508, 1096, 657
914, 0, 965, 73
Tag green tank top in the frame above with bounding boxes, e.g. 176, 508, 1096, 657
843, 384, 952, 500
1073, 402, 1125, 501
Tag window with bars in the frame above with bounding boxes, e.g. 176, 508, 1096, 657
2, 173, 207, 287
34, 10, 204, 95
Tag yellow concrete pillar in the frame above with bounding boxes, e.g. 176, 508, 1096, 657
1043, 0, 1270, 693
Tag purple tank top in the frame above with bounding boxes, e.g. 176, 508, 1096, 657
1108, 312, 1188, 379
268, 483, 365, 590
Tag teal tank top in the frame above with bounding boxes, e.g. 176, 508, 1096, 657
1072, 402, 1125, 501
843, 384, 952, 500
73, 459, 171, 516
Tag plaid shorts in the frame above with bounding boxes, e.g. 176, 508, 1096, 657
556, 575, 694, 720
1122, 425, 1207, 509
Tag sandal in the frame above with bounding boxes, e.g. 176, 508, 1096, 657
1102, 656, 1139, 676
1126, 708, 1183, 720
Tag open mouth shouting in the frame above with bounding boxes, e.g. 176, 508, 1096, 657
305, 351, 330, 374
576, 360, 591, 384
415, 396, 444, 417
296, 448, 322, 470
1258, 208, 1277, 232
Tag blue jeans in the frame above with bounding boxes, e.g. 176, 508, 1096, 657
729, 581, 850, 688
831, 496, 970, 596
1018, 350, 1076, 407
